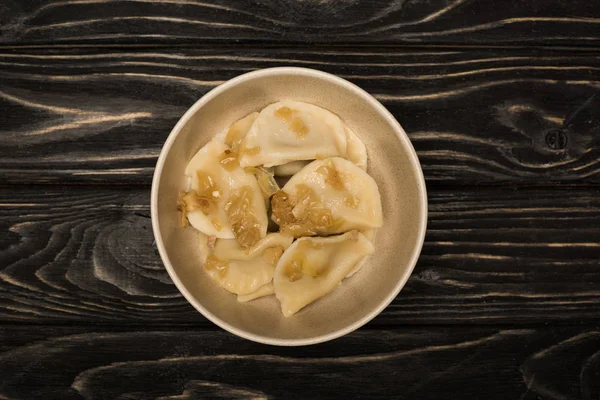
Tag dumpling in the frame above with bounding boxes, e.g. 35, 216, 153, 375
204, 233, 293, 296
271, 157, 383, 237
345, 229, 376, 278
273, 231, 375, 317
195, 231, 212, 265
272, 129, 366, 175
345, 127, 367, 170
219, 112, 258, 148
237, 282, 274, 303
180, 140, 268, 246
238, 101, 348, 168
212, 232, 292, 262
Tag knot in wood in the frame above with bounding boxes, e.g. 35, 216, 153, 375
545, 130, 568, 150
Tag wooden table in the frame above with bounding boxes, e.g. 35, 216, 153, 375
1, 1, 599, 398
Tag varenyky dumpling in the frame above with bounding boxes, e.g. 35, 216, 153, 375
237, 282, 274, 303
180, 140, 268, 247
238, 101, 349, 168
345, 127, 367, 170
345, 229, 376, 278
203, 233, 293, 297
271, 157, 383, 237
269, 129, 366, 175
270, 129, 366, 175
273, 231, 375, 317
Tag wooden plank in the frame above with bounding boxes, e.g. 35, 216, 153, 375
0, 0, 599, 47
1, 47, 600, 185
1, 186, 599, 324
0, 325, 599, 399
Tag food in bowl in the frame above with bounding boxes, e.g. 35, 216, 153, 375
177, 100, 383, 316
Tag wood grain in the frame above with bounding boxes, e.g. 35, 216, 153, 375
0, 325, 598, 399
1, 1, 598, 396
1, 48, 600, 186
1, 0, 599, 47
1, 186, 599, 324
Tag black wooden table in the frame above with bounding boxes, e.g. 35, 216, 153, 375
1, 1, 600, 399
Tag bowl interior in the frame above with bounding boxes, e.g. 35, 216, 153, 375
152, 68, 427, 345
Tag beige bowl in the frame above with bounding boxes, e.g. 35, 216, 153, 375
151, 67, 427, 346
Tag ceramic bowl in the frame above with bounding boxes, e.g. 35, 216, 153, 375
151, 67, 427, 346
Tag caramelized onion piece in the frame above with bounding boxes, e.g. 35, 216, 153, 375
177, 191, 189, 227
271, 185, 341, 237
225, 127, 243, 150
285, 260, 303, 282
207, 235, 217, 250
225, 186, 262, 248
224, 113, 257, 150
263, 245, 285, 266
219, 149, 239, 171
176, 171, 221, 226
245, 166, 279, 198
274, 106, 294, 121
196, 171, 221, 199
204, 254, 228, 277
218, 143, 261, 173
290, 117, 308, 137
178, 190, 216, 221
317, 159, 344, 190
273, 106, 309, 138
283, 240, 325, 281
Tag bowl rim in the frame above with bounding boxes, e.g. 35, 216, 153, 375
151, 67, 428, 346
